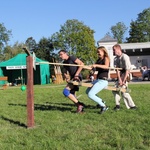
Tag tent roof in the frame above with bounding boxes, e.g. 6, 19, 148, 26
0, 53, 47, 67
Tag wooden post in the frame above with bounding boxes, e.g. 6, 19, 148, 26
26, 55, 34, 128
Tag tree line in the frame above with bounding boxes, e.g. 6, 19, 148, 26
0, 7, 150, 64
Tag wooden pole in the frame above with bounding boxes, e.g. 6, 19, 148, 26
40, 62, 122, 70
26, 55, 34, 128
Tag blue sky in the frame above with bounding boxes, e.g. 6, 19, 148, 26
0, 0, 150, 45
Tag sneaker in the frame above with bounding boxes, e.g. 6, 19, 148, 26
76, 104, 84, 113
114, 105, 120, 111
100, 106, 108, 114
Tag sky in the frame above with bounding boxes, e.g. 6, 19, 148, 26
0, 0, 150, 46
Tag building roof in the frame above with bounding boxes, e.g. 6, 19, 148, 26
120, 42, 150, 49
98, 35, 117, 43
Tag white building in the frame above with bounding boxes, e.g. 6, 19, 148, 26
97, 35, 150, 69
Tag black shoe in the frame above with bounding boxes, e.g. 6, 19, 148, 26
78, 102, 85, 107
130, 106, 137, 109
114, 105, 120, 111
100, 106, 108, 114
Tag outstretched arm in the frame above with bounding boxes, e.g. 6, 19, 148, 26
91, 57, 109, 69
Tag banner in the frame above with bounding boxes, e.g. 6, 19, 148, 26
6, 66, 26, 70
32, 52, 36, 70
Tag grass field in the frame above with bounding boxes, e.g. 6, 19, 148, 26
0, 83, 150, 150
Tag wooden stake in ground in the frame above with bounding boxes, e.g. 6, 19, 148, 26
26, 56, 34, 128
23, 47, 34, 128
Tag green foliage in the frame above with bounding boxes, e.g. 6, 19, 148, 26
51, 19, 97, 64
0, 83, 150, 149
1, 7, 150, 63
0, 23, 12, 53
0, 42, 25, 61
81, 69, 90, 79
127, 7, 150, 42
25, 37, 37, 52
34, 37, 55, 62
110, 22, 128, 43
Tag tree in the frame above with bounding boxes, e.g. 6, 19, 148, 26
25, 37, 37, 53
0, 23, 12, 53
110, 22, 128, 43
126, 7, 150, 43
34, 37, 54, 62
1, 42, 25, 61
50, 19, 97, 64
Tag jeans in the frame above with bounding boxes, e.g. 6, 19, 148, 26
86, 79, 108, 107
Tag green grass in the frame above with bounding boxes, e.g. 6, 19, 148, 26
0, 83, 150, 150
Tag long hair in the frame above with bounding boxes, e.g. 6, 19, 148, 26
97, 46, 110, 61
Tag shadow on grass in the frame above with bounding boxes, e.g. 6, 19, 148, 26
46, 102, 98, 109
8, 102, 73, 112
8, 103, 26, 107
34, 103, 73, 112
8, 102, 98, 112
45, 102, 75, 107
1, 116, 27, 128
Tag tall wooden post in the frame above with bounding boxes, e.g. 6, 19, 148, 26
26, 55, 34, 128
23, 48, 34, 128
23, 47, 35, 128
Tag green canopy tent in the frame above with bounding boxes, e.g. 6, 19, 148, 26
0, 53, 50, 85
0, 67, 5, 85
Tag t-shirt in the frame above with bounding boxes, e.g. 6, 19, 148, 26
114, 53, 131, 73
95, 58, 109, 79
63, 56, 82, 80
